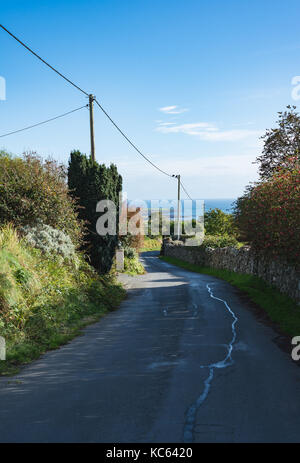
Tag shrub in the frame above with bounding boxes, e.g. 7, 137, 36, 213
204, 208, 237, 236
124, 246, 137, 260
234, 165, 300, 265
201, 234, 240, 248
0, 151, 83, 246
22, 223, 76, 262
68, 150, 122, 274
124, 257, 145, 275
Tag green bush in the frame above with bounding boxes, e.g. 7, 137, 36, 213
22, 222, 76, 263
204, 208, 236, 236
0, 151, 83, 246
124, 256, 145, 275
201, 234, 240, 248
124, 246, 138, 260
68, 150, 122, 273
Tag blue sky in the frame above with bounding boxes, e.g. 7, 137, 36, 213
1, 0, 300, 200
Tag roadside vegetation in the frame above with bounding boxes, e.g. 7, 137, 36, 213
0, 224, 125, 375
201, 232, 241, 249
0, 151, 125, 375
124, 256, 145, 275
234, 106, 300, 267
140, 236, 162, 252
123, 246, 145, 275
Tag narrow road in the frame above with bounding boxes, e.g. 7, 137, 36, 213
0, 251, 300, 443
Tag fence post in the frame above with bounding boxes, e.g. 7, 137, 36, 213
0, 336, 5, 361
116, 248, 124, 272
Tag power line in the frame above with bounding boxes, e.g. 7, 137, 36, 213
0, 24, 89, 97
180, 179, 193, 200
0, 23, 194, 193
0, 24, 174, 178
0, 104, 88, 138
94, 99, 173, 178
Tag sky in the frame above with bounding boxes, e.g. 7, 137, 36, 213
1, 0, 300, 200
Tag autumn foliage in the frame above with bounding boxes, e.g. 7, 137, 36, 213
235, 159, 300, 265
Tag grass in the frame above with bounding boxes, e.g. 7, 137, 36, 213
160, 255, 300, 337
140, 236, 162, 252
123, 256, 145, 276
0, 224, 126, 375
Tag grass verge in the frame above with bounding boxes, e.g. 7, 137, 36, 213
160, 255, 300, 337
140, 236, 162, 252
0, 225, 126, 376
123, 256, 145, 276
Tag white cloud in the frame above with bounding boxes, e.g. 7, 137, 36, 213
155, 121, 262, 142
157, 122, 176, 126
159, 105, 188, 114
157, 122, 214, 134
198, 129, 262, 142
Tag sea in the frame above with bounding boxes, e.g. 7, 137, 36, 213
129, 198, 236, 221
203, 198, 236, 213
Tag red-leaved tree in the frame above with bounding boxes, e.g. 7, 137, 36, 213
235, 158, 300, 265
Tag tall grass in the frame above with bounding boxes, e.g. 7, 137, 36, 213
140, 236, 162, 252
0, 225, 125, 375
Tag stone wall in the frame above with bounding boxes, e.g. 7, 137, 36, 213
162, 239, 300, 303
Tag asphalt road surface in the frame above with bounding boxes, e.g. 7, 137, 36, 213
0, 251, 300, 443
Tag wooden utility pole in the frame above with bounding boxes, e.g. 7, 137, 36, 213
177, 174, 181, 240
172, 174, 181, 240
89, 94, 95, 162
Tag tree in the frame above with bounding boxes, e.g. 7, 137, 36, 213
256, 105, 300, 179
68, 150, 122, 273
204, 208, 236, 236
234, 164, 300, 265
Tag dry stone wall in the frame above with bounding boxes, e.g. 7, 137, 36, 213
162, 239, 300, 303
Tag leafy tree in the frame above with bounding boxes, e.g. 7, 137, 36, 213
68, 150, 122, 273
204, 208, 236, 236
256, 105, 300, 179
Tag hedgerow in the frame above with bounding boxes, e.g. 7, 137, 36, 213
234, 162, 300, 265
0, 151, 83, 246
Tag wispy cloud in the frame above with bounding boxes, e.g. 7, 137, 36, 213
155, 121, 262, 142
159, 105, 188, 114
156, 122, 176, 126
